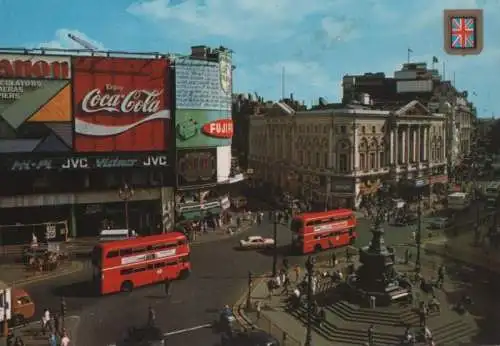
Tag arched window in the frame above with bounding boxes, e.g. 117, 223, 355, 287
336, 139, 351, 173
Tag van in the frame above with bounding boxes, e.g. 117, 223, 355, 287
0, 281, 35, 326
99, 229, 132, 242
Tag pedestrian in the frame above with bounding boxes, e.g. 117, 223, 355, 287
14, 338, 24, 346
148, 305, 156, 326
281, 275, 291, 295
346, 247, 351, 263
164, 279, 171, 297
419, 302, 427, 327
282, 257, 289, 272
53, 313, 60, 336
237, 216, 241, 228
436, 265, 445, 288
41, 308, 51, 335
48, 332, 57, 346
331, 252, 337, 267
266, 279, 274, 299
293, 264, 300, 282
404, 248, 411, 264
411, 231, 416, 243
61, 332, 70, 346
6, 329, 15, 346
369, 295, 376, 309
367, 324, 374, 346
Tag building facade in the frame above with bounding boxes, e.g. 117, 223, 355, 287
248, 100, 447, 209
0, 50, 176, 244
343, 62, 475, 174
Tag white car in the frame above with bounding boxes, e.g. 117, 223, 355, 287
239, 236, 274, 249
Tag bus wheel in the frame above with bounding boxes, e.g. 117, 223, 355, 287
314, 244, 322, 253
179, 269, 191, 280
120, 280, 134, 292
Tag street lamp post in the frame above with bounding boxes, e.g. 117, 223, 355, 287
415, 179, 425, 272
246, 271, 253, 309
304, 256, 314, 346
272, 212, 279, 277
118, 183, 135, 232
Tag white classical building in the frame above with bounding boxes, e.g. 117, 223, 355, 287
248, 100, 448, 209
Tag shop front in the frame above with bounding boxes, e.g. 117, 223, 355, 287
75, 200, 163, 237
330, 179, 355, 209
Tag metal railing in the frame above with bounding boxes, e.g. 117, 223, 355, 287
253, 313, 301, 346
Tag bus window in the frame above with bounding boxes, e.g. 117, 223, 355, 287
134, 267, 147, 273
106, 250, 119, 258
132, 247, 147, 254
154, 262, 166, 269
120, 248, 133, 256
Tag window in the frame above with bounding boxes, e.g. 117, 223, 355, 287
340, 125, 346, 134
315, 152, 320, 167
120, 248, 133, 256
306, 152, 311, 165
359, 153, 366, 170
372, 126, 376, 133
106, 250, 119, 258
370, 152, 376, 169
361, 126, 366, 134
166, 259, 178, 266
132, 247, 147, 254
324, 153, 329, 168
154, 262, 166, 268
339, 154, 348, 172
151, 242, 176, 251
379, 152, 385, 167
120, 268, 134, 275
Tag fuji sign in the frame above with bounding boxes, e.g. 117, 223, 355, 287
202, 119, 233, 139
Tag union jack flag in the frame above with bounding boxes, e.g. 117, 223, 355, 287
451, 17, 476, 49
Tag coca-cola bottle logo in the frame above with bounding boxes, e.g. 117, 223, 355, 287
81, 87, 163, 114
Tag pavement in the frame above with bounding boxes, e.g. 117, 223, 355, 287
0, 316, 80, 346
236, 248, 491, 345
0, 260, 84, 287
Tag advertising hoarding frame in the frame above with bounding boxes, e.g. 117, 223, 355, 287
72, 56, 171, 153
174, 53, 233, 149
176, 147, 218, 188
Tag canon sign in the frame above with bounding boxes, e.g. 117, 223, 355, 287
81, 87, 163, 114
0, 55, 71, 79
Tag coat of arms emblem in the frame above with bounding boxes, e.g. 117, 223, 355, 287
219, 51, 232, 95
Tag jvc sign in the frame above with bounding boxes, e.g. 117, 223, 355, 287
8, 154, 169, 171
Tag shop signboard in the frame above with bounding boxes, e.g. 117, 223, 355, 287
332, 182, 353, 193
72, 57, 171, 152
177, 148, 217, 187
0, 54, 73, 154
3, 153, 169, 171
175, 51, 233, 148
429, 175, 448, 184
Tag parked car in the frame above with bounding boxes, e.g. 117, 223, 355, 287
427, 217, 453, 229
239, 236, 274, 249
221, 330, 280, 346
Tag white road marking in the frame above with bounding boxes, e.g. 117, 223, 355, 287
164, 323, 212, 336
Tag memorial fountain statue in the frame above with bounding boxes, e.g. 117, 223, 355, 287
347, 184, 412, 306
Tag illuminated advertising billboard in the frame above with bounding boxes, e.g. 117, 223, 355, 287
176, 148, 217, 187
72, 57, 171, 152
175, 51, 233, 148
0, 54, 73, 154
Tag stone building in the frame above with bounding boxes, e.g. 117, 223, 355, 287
248, 99, 448, 209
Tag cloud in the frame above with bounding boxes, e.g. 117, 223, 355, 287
127, 0, 340, 40
259, 60, 340, 99
38, 29, 106, 51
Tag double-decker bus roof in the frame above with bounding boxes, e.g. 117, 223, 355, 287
294, 209, 353, 221
98, 232, 186, 251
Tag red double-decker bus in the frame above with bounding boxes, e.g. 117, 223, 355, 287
291, 209, 357, 254
91, 232, 191, 295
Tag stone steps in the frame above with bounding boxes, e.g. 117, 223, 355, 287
325, 301, 418, 327
287, 304, 476, 345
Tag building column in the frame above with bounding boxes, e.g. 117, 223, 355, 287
390, 129, 395, 164
69, 204, 77, 238
401, 127, 406, 163
412, 126, 417, 162
354, 126, 359, 170
423, 127, 428, 161
395, 127, 399, 165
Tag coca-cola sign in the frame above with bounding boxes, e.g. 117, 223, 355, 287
73, 57, 171, 152
81, 85, 162, 113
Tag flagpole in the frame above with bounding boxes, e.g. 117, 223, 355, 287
407, 48, 411, 63
453, 72, 456, 87
281, 66, 285, 100
442, 61, 446, 80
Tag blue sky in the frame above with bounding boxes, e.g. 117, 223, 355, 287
1, 0, 499, 117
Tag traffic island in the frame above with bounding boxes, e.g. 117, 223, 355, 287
237, 251, 481, 346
